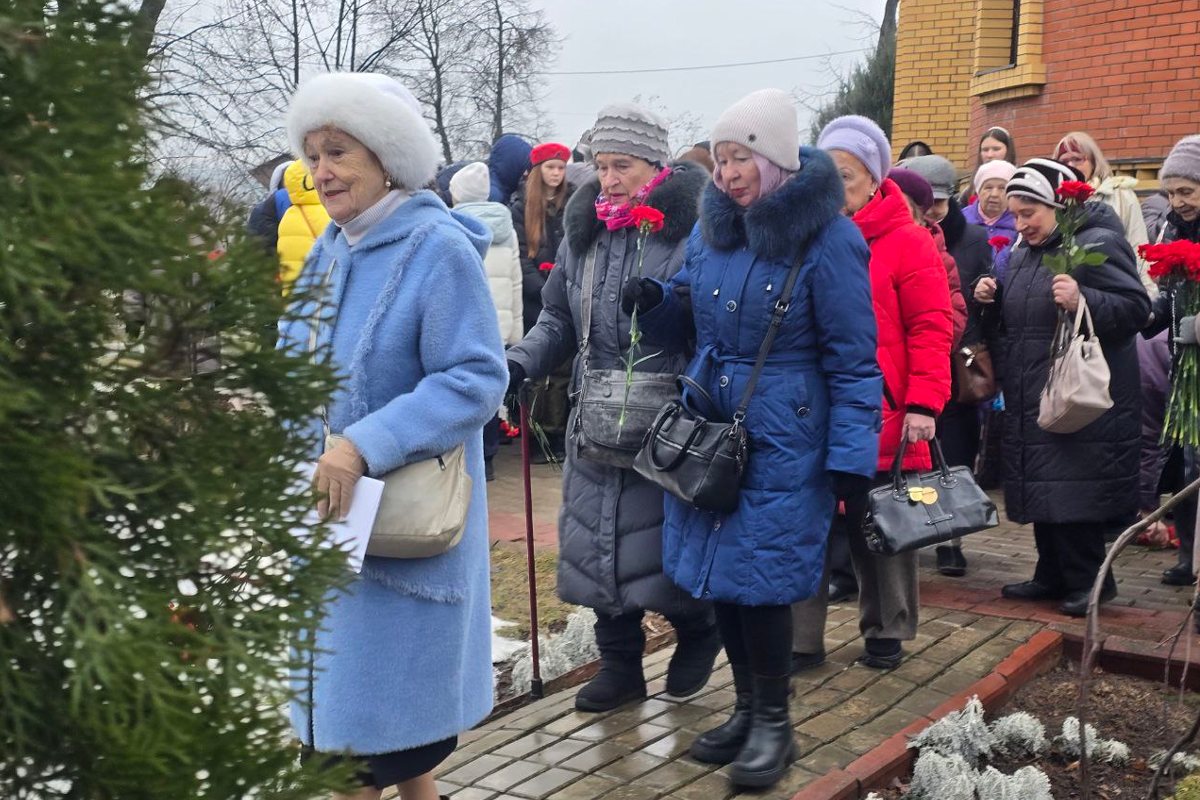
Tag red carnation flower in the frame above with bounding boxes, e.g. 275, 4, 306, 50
1056, 180, 1095, 203
538, 261, 555, 273
988, 236, 1011, 252
630, 205, 665, 232
1141, 240, 1200, 282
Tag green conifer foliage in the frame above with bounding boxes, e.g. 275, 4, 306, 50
0, 2, 353, 797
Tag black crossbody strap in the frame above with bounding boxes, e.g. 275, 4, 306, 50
732, 253, 807, 427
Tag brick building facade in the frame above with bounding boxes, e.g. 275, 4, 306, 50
892, 0, 1200, 188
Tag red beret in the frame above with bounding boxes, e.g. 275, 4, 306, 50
531, 142, 570, 166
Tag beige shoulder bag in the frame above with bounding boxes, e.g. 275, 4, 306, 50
1037, 293, 1113, 434
310, 260, 471, 559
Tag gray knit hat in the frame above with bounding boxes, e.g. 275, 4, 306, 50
902, 154, 958, 200
589, 103, 671, 166
1162, 135, 1200, 185
710, 89, 800, 171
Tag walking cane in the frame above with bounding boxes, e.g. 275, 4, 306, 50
519, 390, 544, 699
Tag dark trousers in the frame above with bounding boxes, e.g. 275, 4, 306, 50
975, 408, 1005, 490
1031, 521, 1121, 593
795, 472, 919, 651
594, 607, 716, 668
713, 603, 791, 677
1161, 445, 1198, 568
937, 402, 981, 470
483, 414, 500, 461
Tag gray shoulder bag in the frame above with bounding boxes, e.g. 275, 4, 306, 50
572, 243, 681, 469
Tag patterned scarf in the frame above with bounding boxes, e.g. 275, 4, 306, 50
594, 166, 673, 230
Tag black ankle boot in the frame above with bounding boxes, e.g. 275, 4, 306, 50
577, 614, 648, 712
729, 674, 796, 788
689, 663, 752, 764
574, 659, 646, 712
666, 623, 722, 698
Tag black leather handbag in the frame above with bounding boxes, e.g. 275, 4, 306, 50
865, 437, 999, 556
632, 256, 805, 514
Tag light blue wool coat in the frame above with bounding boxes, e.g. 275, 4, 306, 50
278, 191, 507, 755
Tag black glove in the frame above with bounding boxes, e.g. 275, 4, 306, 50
506, 361, 528, 402
621, 277, 664, 316
831, 470, 872, 533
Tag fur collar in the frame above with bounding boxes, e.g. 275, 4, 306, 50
700, 147, 845, 262
564, 160, 708, 256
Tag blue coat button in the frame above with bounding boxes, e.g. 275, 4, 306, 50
797, 406, 811, 417
719, 375, 730, 387
726, 300, 737, 312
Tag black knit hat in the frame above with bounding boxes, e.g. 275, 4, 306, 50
1006, 158, 1085, 208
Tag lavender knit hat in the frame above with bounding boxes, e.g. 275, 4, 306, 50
1162, 135, 1200, 186
817, 115, 891, 185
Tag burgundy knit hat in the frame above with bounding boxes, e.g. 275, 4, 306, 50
531, 142, 570, 166
888, 167, 934, 212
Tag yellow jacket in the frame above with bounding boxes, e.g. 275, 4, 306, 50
277, 161, 331, 293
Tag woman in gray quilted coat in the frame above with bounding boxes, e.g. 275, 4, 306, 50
506, 104, 718, 712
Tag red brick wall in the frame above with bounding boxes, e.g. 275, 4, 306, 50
968, 0, 1200, 169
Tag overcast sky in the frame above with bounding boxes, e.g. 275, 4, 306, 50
525, 0, 886, 152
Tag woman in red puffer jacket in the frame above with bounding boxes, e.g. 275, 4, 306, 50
791, 115, 952, 673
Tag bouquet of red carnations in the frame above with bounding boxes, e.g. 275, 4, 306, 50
1140, 238, 1200, 446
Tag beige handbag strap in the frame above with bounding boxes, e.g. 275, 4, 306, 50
1048, 293, 1095, 379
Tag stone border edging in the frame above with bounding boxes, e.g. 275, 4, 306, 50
1057, 625, 1200, 692
789, 629, 1065, 800
486, 628, 678, 721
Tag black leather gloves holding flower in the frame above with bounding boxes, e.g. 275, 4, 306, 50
620, 277, 664, 316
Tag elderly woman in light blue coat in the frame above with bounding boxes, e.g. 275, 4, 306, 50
279, 72, 507, 800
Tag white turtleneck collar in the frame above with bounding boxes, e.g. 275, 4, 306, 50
340, 189, 410, 246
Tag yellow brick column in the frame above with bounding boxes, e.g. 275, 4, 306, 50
891, 0, 978, 171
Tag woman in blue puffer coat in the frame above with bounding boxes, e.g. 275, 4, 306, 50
625, 89, 882, 791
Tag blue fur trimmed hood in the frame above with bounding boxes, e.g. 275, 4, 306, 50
701, 146, 845, 262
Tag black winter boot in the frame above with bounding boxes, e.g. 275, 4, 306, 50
574, 661, 646, 711
575, 612, 647, 712
665, 616, 722, 697
689, 663, 752, 764
729, 674, 796, 788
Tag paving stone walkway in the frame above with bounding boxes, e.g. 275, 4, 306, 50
468, 441, 1200, 799
488, 441, 1197, 616
423, 608, 1045, 800
922, 513, 1193, 615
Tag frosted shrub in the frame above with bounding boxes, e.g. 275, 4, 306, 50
909, 751, 977, 800
1055, 716, 1130, 764
975, 765, 1053, 800
908, 696, 996, 765
1149, 749, 1200, 773
990, 711, 1049, 757
508, 608, 599, 695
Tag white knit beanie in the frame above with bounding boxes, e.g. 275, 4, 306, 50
709, 89, 800, 171
449, 162, 491, 205
287, 72, 439, 192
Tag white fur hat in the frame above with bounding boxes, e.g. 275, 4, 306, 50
287, 72, 439, 192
